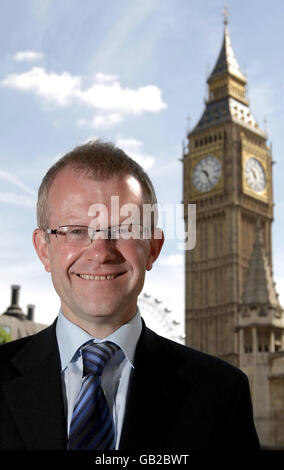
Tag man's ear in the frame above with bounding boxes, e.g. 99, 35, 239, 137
33, 229, 51, 272
146, 228, 164, 271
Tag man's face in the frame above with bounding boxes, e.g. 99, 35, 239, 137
33, 169, 163, 334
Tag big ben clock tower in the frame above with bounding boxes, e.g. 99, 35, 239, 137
183, 14, 274, 367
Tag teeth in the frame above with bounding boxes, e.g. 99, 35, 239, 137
78, 274, 118, 280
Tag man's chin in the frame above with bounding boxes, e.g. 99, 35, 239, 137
62, 296, 137, 328
78, 304, 129, 322
82, 305, 137, 328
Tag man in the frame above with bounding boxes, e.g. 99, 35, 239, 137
0, 141, 260, 451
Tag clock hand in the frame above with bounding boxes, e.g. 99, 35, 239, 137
251, 168, 260, 182
202, 169, 209, 180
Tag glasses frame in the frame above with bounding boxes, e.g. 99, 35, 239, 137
45, 224, 152, 245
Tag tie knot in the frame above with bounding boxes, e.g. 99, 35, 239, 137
81, 341, 120, 377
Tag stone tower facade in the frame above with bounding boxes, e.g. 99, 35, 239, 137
183, 17, 284, 447
238, 222, 284, 447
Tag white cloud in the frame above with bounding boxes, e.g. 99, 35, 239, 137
159, 254, 184, 266
78, 79, 167, 114
1, 67, 81, 106
77, 113, 123, 129
94, 73, 118, 84
92, 113, 123, 128
0, 192, 36, 207
1, 67, 167, 118
12, 51, 44, 62
115, 138, 155, 169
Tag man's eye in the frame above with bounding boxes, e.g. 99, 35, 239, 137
69, 228, 87, 237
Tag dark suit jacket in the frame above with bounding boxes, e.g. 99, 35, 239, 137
0, 319, 260, 451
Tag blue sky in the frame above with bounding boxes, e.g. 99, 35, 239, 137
0, 0, 283, 331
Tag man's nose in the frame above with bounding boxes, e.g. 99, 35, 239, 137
83, 238, 120, 263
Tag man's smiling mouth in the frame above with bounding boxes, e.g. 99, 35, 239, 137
76, 273, 125, 281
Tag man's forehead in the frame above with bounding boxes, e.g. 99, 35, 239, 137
50, 168, 142, 193
47, 169, 144, 221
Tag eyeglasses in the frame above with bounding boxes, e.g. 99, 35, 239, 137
45, 224, 151, 246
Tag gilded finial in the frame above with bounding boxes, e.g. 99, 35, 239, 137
223, 4, 229, 26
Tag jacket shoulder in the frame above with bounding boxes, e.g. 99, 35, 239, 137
0, 334, 35, 361
0, 323, 55, 380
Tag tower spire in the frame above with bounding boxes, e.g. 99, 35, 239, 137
242, 220, 280, 308
190, 15, 266, 137
208, 10, 245, 83
223, 4, 229, 26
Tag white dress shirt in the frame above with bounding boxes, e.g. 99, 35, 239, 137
56, 308, 142, 449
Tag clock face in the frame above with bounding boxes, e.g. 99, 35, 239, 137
192, 155, 221, 192
244, 157, 266, 193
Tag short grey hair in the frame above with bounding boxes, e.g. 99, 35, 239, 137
37, 140, 157, 229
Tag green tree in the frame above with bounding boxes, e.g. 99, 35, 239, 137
0, 327, 12, 344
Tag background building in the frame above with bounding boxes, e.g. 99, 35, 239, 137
183, 16, 284, 448
0, 285, 46, 341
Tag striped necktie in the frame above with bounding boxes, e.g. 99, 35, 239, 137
67, 341, 120, 450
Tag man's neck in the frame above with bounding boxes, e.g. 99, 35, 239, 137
60, 307, 137, 338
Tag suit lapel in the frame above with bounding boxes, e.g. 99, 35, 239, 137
2, 322, 67, 450
119, 324, 193, 450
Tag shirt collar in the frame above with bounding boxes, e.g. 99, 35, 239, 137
56, 307, 142, 372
